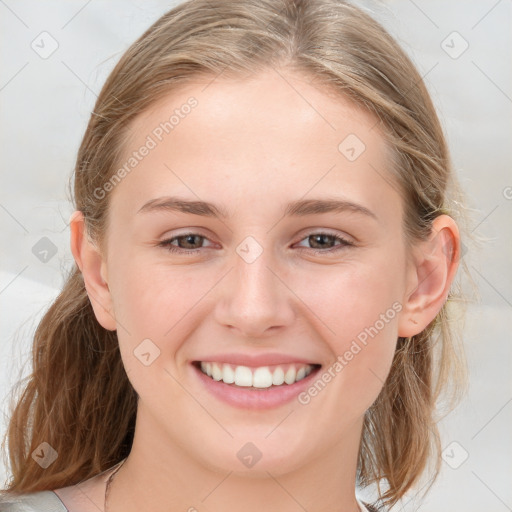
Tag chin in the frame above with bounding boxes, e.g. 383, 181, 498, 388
192, 432, 316, 478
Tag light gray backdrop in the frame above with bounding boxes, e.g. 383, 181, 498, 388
1, 1, 511, 510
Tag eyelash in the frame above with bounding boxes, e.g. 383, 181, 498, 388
158, 231, 354, 256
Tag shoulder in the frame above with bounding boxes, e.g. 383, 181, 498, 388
0, 490, 68, 512
357, 498, 384, 512
361, 502, 385, 512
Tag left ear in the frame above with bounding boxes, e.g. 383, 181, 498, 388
398, 214, 461, 338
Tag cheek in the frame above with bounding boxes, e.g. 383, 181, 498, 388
106, 238, 208, 333
292, 258, 403, 410
296, 255, 404, 344
107, 256, 217, 372
110, 270, 191, 406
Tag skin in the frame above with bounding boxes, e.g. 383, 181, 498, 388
56, 68, 460, 512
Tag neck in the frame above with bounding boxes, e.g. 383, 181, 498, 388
108, 403, 364, 512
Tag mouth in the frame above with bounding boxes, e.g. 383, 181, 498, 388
194, 361, 320, 389
191, 359, 322, 409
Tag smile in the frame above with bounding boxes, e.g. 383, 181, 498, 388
198, 361, 317, 388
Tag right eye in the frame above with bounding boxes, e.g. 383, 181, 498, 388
158, 233, 214, 254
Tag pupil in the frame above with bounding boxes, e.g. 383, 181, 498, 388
312, 234, 331, 248
183, 235, 201, 248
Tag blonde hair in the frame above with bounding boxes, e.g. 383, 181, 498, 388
1, 0, 472, 509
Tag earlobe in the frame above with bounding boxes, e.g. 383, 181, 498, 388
69, 210, 117, 331
398, 215, 460, 338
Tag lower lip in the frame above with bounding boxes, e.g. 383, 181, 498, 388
192, 363, 321, 410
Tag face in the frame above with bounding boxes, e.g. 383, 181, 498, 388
91, 69, 415, 476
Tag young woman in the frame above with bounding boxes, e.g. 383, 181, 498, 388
0, 1, 470, 510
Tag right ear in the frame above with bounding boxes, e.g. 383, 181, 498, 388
69, 210, 117, 331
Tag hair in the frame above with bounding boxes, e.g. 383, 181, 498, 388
1, 0, 474, 509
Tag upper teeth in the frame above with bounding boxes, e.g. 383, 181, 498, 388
200, 362, 314, 388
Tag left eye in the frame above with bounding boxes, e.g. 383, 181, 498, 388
295, 233, 354, 253
158, 232, 354, 255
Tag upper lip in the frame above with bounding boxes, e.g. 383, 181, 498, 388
193, 353, 320, 367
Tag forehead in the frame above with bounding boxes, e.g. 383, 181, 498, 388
110, 69, 401, 223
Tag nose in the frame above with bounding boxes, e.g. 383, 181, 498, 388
214, 244, 296, 339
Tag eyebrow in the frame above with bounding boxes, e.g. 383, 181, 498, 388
137, 196, 377, 220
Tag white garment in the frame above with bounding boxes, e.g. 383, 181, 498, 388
0, 490, 67, 511
357, 496, 372, 512
0, 490, 373, 511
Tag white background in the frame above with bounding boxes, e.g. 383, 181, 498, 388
1, 1, 511, 510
